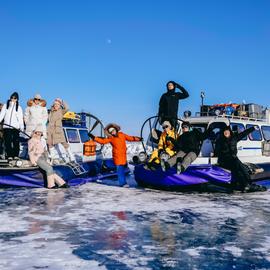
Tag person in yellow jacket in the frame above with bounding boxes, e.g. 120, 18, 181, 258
145, 120, 178, 170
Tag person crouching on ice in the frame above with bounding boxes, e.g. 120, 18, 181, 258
28, 126, 69, 189
145, 120, 178, 170
88, 123, 142, 187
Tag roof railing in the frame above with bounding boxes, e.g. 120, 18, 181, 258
195, 112, 266, 122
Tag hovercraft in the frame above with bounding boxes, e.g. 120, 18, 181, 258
133, 114, 270, 191
134, 163, 270, 191
0, 112, 130, 188
0, 159, 130, 188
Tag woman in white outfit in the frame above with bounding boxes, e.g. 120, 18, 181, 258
0, 92, 24, 159
24, 94, 48, 139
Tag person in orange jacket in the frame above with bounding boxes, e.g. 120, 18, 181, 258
88, 123, 142, 187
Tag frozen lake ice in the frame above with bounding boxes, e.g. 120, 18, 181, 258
0, 175, 270, 270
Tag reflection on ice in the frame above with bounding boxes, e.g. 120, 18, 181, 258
0, 180, 270, 269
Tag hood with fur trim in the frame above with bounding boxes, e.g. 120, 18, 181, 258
104, 123, 121, 137
27, 99, 47, 107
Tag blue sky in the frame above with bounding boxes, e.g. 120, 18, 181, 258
0, 0, 269, 134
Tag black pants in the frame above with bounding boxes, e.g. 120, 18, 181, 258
0, 136, 3, 155
3, 128, 20, 158
219, 157, 250, 190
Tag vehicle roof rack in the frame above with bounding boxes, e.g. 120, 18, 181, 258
216, 114, 266, 122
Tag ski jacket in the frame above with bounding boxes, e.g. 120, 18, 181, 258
24, 101, 48, 138
215, 127, 255, 162
47, 102, 69, 146
0, 102, 24, 131
28, 137, 47, 165
158, 86, 189, 121
94, 132, 140, 165
158, 129, 178, 156
175, 129, 207, 155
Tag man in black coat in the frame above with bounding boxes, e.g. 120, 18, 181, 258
215, 125, 266, 192
161, 122, 207, 174
158, 81, 189, 126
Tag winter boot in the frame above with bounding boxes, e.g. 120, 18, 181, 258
160, 159, 170, 172
47, 175, 56, 189
53, 173, 66, 187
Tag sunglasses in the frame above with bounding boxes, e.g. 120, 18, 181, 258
109, 129, 116, 134
162, 125, 169, 129
11, 97, 17, 100
35, 132, 42, 135
34, 98, 41, 101
182, 125, 189, 129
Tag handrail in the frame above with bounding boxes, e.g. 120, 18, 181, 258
140, 116, 183, 153
195, 112, 267, 122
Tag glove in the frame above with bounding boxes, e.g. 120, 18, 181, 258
158, 149, 165, 157
174, 82, 182, 89
254, 126, 259, 131
166, 136, 176, 144
88, 132, 95, 140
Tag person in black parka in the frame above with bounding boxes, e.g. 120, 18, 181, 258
215, 125, 266, 192
161, 122, 209, 174
158, 81, 189, 126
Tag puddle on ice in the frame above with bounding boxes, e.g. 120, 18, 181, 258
1, 175, 270, 270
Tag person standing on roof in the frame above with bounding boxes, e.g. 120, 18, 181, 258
158, 81, 189, 126
24, 94, 48, 138
47, 98, 75, 163
0, 92, 24, 160
88, 123, 142, 187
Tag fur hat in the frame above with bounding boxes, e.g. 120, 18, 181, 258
54, 98, 62, 105
27, 98, 47, 107
104, 123, 121, 137
34, 94, 42, 100
33, 125, 43, 135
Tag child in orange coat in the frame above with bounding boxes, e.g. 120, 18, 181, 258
88, 123, 142, 187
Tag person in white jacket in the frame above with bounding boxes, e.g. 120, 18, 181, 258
0, 92, 24, 159
24, 94, 48, 139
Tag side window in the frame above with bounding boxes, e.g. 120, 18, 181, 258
79, 129, 90, 143
66, 129, 80, 143
191, 124, 206, 133
208, 122, 227, 141
261, 126, 270, 141
246, 124, 262, 141
230, 123, 247, 140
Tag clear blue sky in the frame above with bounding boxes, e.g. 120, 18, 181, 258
0, 0, 269, 134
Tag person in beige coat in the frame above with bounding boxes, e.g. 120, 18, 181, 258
47, 98, 75, 163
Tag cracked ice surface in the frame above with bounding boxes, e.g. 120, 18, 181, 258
1, 180, 270, 269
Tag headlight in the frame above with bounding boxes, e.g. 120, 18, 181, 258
160, 153, 170, 161
15, 160, 23, 167
138, 152, 147, 163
